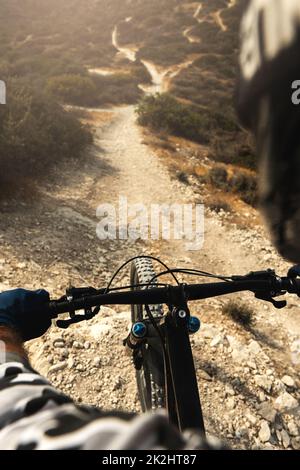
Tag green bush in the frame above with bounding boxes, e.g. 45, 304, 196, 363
46, 72, 143, 107
0, 81, 92, 190
208, 166, 228, 189
137, 43, 191, 66
47, 74, 98, 106
208, 200, 231, 213
136, 93, 211, 143
176, 171, 190, 185
229, 171, 258, 206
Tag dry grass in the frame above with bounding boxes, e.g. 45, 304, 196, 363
140, 126, 260, 228
207, 199, 231, 214
222, 301, 255, 329
81, 110, 116, 126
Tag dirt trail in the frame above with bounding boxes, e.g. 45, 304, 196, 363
1, 81, 299, 452
183, 26, 201, 43
193, 0, 236, 33
112, 24, 137, 62
213, 10, 227, 32
17, 102, 299, 450
79, 105, 263, 275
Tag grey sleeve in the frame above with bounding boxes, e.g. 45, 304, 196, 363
0, 361, 220, 450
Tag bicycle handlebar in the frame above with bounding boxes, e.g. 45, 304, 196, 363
47, 275, 300, 319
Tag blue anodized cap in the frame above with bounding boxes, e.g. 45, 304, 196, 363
132, 322, 147, 338
188, 316, 201, 334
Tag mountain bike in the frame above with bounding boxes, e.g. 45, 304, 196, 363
47, 256, 300, 436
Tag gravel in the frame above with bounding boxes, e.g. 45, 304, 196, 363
274, 393, 299, 413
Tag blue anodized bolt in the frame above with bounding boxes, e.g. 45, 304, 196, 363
132, 322, 147, 338
188, 316, 201, 334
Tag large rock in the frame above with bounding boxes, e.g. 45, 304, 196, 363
290, 339, 300, 365
281, 375, 296, 388
53, 337, 65, 348
254, 375, 273, 393
256, 402, 277, 423
227, 336, 250, 364
226, 397, 236, 410
287, 421, 299, 437
274, 392, 299, 413
210, 334, 224, 347
48, 361, 67, 374
258, 421, 271, 443
198, 370, 213, 381
291, 437, 300, 450
245, 411, 257, 425
281, 429, 291, 449
93, 357, 102, 368
201, 323, 220, 339
248, 340, 262, 356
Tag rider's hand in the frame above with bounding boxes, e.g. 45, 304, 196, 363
0, 288, 51, 341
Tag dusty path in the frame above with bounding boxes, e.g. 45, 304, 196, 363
0, 88, 300, 452
4, 102, 296, 450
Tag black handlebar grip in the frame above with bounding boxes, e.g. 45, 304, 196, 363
291, 278, 300, 296
47, 301, 61, 319
282, 277, 300, 296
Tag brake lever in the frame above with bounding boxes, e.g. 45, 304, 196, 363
56, 307, 97, 329
254, 292, 287, 309
56, 316, 83, 329
232, 269, 287, 308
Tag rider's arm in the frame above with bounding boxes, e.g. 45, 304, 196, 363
0, 288, 216, 450
0, 326, 28, 363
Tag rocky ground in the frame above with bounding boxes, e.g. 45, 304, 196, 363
0, 106, 300, 450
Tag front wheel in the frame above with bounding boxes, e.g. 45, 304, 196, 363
130, 257, 165, 412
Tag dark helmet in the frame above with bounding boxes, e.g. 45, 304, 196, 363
237, 0, 300, 263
